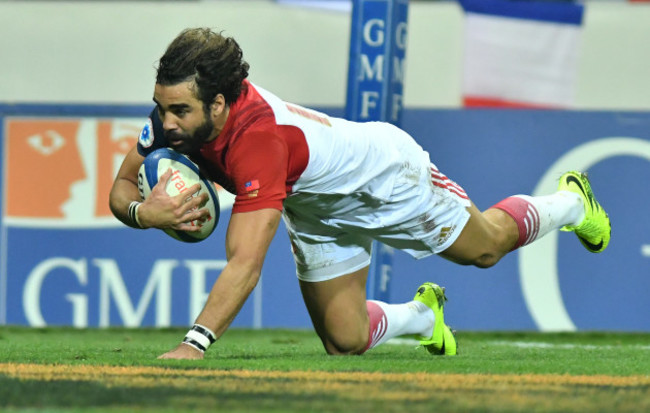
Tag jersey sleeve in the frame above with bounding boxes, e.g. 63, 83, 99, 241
137, 108, 167, 157
227, 131, 288, 214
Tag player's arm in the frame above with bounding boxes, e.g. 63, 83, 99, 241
109, 145, 146, 228
158, 207, 282, 360
109, 145, 209, 231
158, 131, 287, 360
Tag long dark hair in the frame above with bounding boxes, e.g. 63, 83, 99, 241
156, 28, 250, 107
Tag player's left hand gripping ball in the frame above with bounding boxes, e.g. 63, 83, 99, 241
138, 148, 220, 242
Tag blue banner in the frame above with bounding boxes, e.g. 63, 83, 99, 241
1, 104, 648, 331
394, 109, 650, 332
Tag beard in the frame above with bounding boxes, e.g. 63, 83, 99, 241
165, 115, 215, 155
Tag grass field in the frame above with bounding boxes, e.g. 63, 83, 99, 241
0, 327, 649, 412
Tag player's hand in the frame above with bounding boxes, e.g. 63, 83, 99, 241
138, 168, 210, 231
157, 343, 204, 360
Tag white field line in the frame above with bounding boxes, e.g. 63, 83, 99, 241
386, 338, 650, 351
488, 341, 650, 351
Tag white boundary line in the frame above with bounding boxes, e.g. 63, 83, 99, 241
386, 338, 650, 351
489, 340, 650, 351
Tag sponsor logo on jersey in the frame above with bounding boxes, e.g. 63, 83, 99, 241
138, 118, 154, 148
437, 225, 455, 247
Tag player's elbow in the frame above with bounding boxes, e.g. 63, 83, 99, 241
108, 177, 136, 220
108, 192, 120, 220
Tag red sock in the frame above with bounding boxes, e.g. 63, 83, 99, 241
490, 196, 540, 250
364, 301, 388, 352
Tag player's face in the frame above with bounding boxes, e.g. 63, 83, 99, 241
153, 82, 216, 155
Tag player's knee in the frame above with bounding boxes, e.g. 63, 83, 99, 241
449, 248, 502, 268
471, 231, 511, 268
322, 333, 367, 355
472, 253, 500, 268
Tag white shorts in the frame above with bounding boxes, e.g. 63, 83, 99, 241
282, 158, 472, 283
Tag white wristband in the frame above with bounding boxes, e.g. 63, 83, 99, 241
182, 324, 217, 353
128, 201, 143, 228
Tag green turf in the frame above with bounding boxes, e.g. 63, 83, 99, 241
0, 327, 649, 412
0, 327, 648, 374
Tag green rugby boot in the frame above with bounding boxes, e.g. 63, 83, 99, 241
558, 171, 611, 253
413, 282, 457, 356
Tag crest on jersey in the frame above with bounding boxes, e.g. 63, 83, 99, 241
138, 118, 154, 148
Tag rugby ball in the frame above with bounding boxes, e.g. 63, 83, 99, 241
138, 148, 219, 243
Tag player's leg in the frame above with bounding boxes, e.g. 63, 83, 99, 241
285, 203, 447, 355
299, 266, 450, 355
438, 202, 518, 268
440, 189, 590, 268
299, 266, 370, 355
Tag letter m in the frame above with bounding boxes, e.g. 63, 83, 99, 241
359, 54, 384, 82
94, 259, 178, 327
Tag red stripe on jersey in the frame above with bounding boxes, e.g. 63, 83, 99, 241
430, 167, 469, 200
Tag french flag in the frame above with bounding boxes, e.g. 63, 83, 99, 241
460, 0, 585, 109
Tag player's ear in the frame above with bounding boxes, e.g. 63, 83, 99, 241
210, 94, 226, 117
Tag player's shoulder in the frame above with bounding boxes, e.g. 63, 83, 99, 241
137, 108, 167, 156
222, 85, 280, 148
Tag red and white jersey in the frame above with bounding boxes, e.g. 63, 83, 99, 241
139, 80, 432, 216
139, 80, 472, 269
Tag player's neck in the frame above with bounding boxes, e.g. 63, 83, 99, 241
208, 105, 230, 142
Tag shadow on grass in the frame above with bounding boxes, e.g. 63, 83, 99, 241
0, 376, 398, 413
